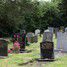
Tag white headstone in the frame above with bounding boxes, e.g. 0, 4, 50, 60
57, 32, 63, 49
35, 29, 40, 35
62, 32, 67, 51
57, 32, 67, 51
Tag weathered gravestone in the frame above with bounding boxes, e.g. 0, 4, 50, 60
26, 32, 34, 43
40, 30, 54, 60
57, 32, 67, 52
34, 35, 38, 43
0, 39, 8, 56
57, 32, 63, 49
65, 27, 67, 32
48, 27, 54, 33
43, 30, 53, 42
60, 26, 65, 32
54, 28, 59, 38
35, 29, 40, 35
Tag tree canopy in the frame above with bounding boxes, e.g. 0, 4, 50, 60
0, 0, 66, 35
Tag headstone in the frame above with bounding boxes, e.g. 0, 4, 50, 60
34, 35, 38, 43
57, 32, 67, 51
26, 32, 34, 43
60, 26, 64, 32
62, 32, 67, 51
57, 32, 63, 49
40, 41, 54, 59
35, 29, 40, 35
48, 27, 54, 33
54, 28, 59, 38
0, 39, 8, 56
65, 27, 67, 32
40, 30, 54, 60
42, 30, 53, 42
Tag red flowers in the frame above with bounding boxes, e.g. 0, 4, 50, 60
13, 41, 20, 49
8, 49, 12, 53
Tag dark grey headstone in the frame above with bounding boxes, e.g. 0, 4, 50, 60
40, 41, 54, 59
0, 39, 8, 56
34, 35, 38, 43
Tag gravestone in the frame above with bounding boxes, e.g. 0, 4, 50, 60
57, 32, 67, 52
57, 32, 63, 49
60, 26, 64, 32
35, 29, 40, 35
34, 35, 38, 43
54, 28, 59, 38
0, 39, 8, 56
62, 32, 67, 51
48, 27, 54, 33
65, 27, 67, 32
40, 30, 54, 60
42, 30, 53, 42
40, 41, 54, 59
26, 32, 34, 43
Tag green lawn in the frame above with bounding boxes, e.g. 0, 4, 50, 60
0, 35, 67, 67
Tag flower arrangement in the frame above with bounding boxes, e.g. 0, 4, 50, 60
13, 41, 20, 53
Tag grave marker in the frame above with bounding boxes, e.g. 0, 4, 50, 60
48, 27, 54, 33
65, 27, 67, 32
35, 29, 40, 35
26, 32, 34, 43
40, 41, 54, 59
57, 32, 67, 52
54, 28, 59, 38
0, 39, 8, 56
40, 30, 54, 60
34, 35, 38, 43
42, 30, 53, 42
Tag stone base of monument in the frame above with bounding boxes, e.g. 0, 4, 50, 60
0, 56, 8, 59
20, 49, 26, 53
37, 58, 55, 62
54, 49, 67, 53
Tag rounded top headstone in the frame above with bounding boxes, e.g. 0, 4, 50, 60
44, 29, 50, 32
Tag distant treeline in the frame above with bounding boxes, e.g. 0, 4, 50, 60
0, 0, 66, 35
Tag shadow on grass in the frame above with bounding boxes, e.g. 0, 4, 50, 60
18, 58, 57, 66
18, 58, 37, 66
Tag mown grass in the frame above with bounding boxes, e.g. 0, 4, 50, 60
0, 35, 67, 67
